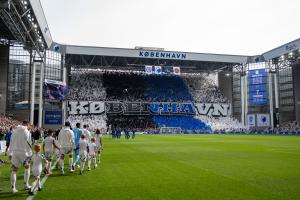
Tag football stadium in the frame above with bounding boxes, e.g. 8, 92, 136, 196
0, 0, 300, 200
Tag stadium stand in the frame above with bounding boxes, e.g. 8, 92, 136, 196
196, 115, 247, 133
182, 73, 228, 103
153, 116, 211, 133
0, 115, 22, 132
66, 70, 300, 134
103, 71, 147, 101
68, 69, 106, 101
144, 74, 209, 132
67, 70, 215, 132
145, 75, 193, 102
107, 115, 155, 132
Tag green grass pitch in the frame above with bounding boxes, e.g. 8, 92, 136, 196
1, 134, 300, 200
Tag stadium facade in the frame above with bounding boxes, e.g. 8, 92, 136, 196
0, 0, 299, 130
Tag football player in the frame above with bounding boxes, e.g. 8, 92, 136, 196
8, 121, 32, 193
58, 122, 75, 174
28, 144, 48, 195
43, 130, 60, 175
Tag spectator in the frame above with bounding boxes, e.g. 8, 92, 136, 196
5, 127, 13, 155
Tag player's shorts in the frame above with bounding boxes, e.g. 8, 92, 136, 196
88, 154, 95, 160
54, 148, 60, 156
33, 167, 42, 177
11, 153, 31, 169
44, 151, 53, 160
79, 152, 87, 162
60, 147, 73, 155
95, 145, 102, 152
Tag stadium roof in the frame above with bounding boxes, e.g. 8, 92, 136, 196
63, 40, 300, 71
64, 45, 250, 72
65, 45, 249, 64
262, 38, 300, 60
0, 0, 52, 52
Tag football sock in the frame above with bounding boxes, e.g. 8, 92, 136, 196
37, 179, 41, 189
24, 168, 30, 186
74, 155, 80, 165
69, 158, 73, 170
88, 159, 91, 169
80, 161, 85, 172
60, 159, 64, 170
11, 171, 17, 189
31, 179, 38, 192
48, 162, 52, 172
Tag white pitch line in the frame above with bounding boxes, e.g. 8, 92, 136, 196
26, 160, 58, 200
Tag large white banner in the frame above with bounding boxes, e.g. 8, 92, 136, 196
68, 101, 105, 115
68, 101, 231, 117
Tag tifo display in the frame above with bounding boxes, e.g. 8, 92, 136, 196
66, 70, 240, 134
65, 69, 300, 134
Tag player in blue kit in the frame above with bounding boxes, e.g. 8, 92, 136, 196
73, 123, 83, 168
125, 129, 131, 139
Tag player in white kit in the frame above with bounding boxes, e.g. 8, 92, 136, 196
28, 144, 48, 195
43, 130, 60, 175
8, 121, 32, 193
79, 134, 88, 175
87, 138, 97, 170
58, 122, 75, 174
83, 124, 91, 141
94, 129, 103, 163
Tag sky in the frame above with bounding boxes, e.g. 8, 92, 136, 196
40, 0, 300, 55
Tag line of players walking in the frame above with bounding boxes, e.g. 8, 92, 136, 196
6, 121, 103, 195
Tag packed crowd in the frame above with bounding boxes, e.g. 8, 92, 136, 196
67, 70, 239, 132
153, 116, 211, 132
68, 69, 107, 101
273, 119, 300, 133
1, 121, 104, 195
196, 115, 248, 133
103, 72, 147, 101
183, 73, 228, 103
0, 115, 22, 137
67, 70, 227, 103
66, 70, 300, 133
145, 75, 193, 102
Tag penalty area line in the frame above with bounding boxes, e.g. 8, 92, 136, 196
26, 160, 58, 200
